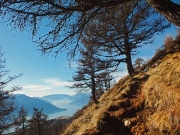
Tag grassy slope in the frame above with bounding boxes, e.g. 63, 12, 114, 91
61, 51, 180, 135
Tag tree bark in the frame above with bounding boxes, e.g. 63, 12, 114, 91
37, 118, 41, 135
83, 0, 180, 26
123, 20, 134, 76
22, 119, 25, 135
147, 0, 180, 26
126, 52, 134, 77
91, 77, 98, 104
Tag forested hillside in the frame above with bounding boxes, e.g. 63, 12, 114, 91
62, 43, 180, 135
0, 0, 179, 134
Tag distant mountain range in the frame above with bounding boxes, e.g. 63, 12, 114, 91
40, 93, 91, 105
68, 94, 91, 106
41, 94, 72, 101
13, 93, 91, 119
13, 94, 67, 117
40, 93, 91, 117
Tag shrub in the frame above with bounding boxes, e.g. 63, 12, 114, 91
164, 35, 174, 50
133, 57, 146, 71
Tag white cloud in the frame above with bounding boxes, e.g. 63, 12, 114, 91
14, 87, 76, 97
16, 77, 76, 97
43, 78, 73, 87
23, 85, 51, 91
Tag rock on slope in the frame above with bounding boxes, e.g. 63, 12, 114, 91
62, 50, 180, 135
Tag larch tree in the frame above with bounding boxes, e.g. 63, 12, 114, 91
0, 0, 179, 56
95, 71, 114, 99
81, 0, 170, 76
14, 107, 28, 135
70, 44, 114, 104
28, 108, 48, 135
0, 47, 21, 134
133, 58, 146, 71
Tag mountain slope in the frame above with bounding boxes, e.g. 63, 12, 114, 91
41, 94, 72, 101
62, 49, 180, 134
14, 94, 67, 116
41, 93, 90, 106
39, 94, 91, 117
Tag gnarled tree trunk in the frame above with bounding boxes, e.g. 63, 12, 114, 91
91, 77, 98, 104
147, 0, 180, 26
126, 52, 134, 77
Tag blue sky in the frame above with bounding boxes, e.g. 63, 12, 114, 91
0, 21, 178, 97
0, 23, 76, 96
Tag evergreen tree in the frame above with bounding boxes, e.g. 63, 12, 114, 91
82, 0, 169, 76
133, 58, 146, 71
14, 107, 28, 135
0, 0, 178, 56
0, 47, 21, 134
70, 45, 114, 103
28, 108, 49, 135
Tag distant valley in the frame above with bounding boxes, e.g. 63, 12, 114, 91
40, 94, 91, 118
14, 93, 90, 119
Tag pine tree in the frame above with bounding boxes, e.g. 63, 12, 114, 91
14, 107, 28, 135
28, 108, 49, 135
0, 0, 178, 56
133, 58, 146, 72
0, 47, 21, 134
81, 0, 169, 76
70, 45, 114, 103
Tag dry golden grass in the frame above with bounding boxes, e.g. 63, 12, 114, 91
143, 52, 180, 134
62, 73, 148, 135
62, 52, 180, 135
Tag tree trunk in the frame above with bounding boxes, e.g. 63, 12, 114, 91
22, 120, 25, 135
147, 0, 180, 26
37, 119, 41, 135
123, 20, 134, 76
126, 52, 134, 76
91, 77, 98, 104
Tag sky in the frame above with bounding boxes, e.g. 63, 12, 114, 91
0, 17, 178, 97
0, 23, 77, 96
